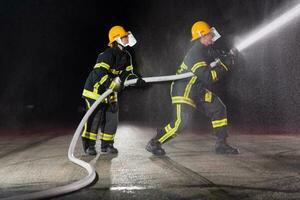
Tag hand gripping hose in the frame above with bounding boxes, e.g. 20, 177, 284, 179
1, 72, 194, 200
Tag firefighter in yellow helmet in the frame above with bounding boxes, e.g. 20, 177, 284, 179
81, 25, 146, 155
146, 21, 239, 155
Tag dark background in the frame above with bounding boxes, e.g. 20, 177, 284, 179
1, 0, 300, 130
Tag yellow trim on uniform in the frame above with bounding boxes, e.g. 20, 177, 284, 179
111, 69, 122, 75
126, 65, 133, 71
219, 61, 229, 71
184, 76, 198, 97
177, 62, 188, 73
99, 132, 115, 141
82, 89, 109, 103
82, 131, 97, 140
171, 96, 196, 108
204, 90, 212, 103
83, 89, 100, 100
159, 104, 182, 143
212, 118, 228, 128
191, 61, 207, 73
100, 75, 109, 85
94, 62, 110, 70
211, 70, 218, 81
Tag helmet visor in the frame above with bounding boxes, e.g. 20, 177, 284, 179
211, 27, 221, 42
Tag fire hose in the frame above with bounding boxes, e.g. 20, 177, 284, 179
3, 2, 300, 198
0, 72, 194, 200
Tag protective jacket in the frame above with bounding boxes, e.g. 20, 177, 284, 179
171, 42, 229, 107
82, 46, 138, 103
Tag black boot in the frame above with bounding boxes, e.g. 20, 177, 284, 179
146, 139, 166, 156
84, 139, 97, 156
82, 137, 89, 153
215, 138, 239, 154
101, 141, 118, 154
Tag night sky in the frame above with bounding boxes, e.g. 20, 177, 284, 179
1, 0, 300, 129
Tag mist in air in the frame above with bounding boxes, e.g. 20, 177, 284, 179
0, 0, 299, 130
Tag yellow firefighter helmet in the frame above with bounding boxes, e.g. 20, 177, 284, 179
191, 21, 212, 41
108, 25, 128, 46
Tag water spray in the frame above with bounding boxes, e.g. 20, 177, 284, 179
235, 2, 300, 52
4, 2, 300, 200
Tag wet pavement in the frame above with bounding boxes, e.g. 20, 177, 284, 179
0, 123, 300, 200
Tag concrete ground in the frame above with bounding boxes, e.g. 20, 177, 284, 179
0, 122, 300, 200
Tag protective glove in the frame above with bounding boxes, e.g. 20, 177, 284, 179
135, 77, 147, 88
109, 77, 123, 92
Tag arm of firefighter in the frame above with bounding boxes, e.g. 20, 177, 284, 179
119, 65, 145, 87
191, 60, 228, 85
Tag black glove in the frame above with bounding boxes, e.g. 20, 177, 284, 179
218, 50, 236, 70
135, 77, 147, 88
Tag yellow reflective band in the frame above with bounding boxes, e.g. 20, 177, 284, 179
94, 62, 110, 70
100, 75, 109, 85
172, 96, 196, 108
82, 131, 97, 140
126, 65, 133, 71
99, 133, 115, 141
219, 61, 229, 71
212, 118, 228, 128
111, 69, 122, 75
184, 76, 197, 97
85, 99, 91, 109
83, 89, 100, 100
191, 61, 207, 72
204, 91, 212, 103
164, 124, 172, 132
177, 62, 188, 74
211, 70, 218, 81
83, 89, 109, 103
159, 104, 181, 143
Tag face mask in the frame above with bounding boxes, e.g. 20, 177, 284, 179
116, 31, 137, 47
211, 27, 221, 42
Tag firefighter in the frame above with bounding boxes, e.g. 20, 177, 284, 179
82, 25, 146, 155
146, 21, 239, 155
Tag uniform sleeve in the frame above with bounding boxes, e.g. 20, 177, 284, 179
191, 59, 229, 85
119, 49, 139, 83
93, 50, 114, 89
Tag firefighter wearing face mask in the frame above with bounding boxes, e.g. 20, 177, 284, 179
81, 25, 146, 155
146, 21, 239, 156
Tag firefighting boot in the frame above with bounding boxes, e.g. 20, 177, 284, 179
82, 137, 89, 153
101, 141, 118, 154
85, 140, 97, 156
215, 137, 239, 154
146, 139, 166, 156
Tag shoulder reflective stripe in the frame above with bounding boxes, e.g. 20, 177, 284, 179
212, 118, 228, 128
219, 61, 229, 71
94, 62, 110, 70
184, 76, 198, 97
191, 61, 207, 73
204, 90, 212, 102
210, 70, 218, 81
126, 65, 133, 71
171, 96, 196, 108
159, 104, 181, 143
